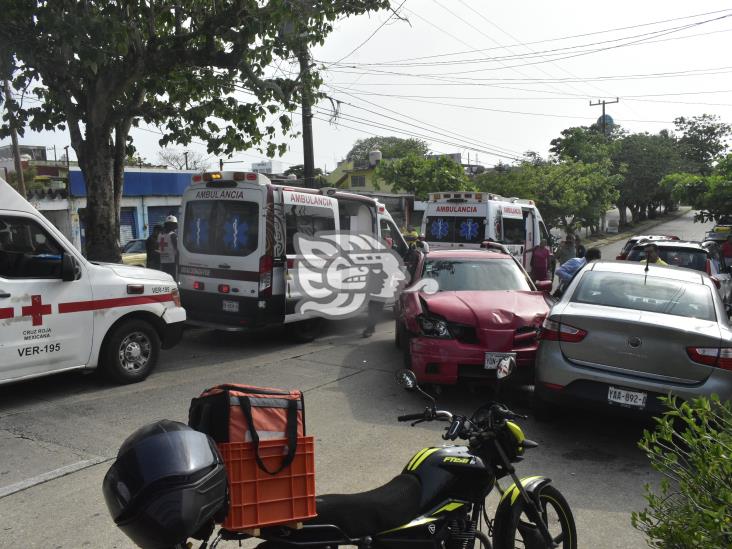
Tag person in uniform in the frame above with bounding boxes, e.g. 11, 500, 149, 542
158, 216, 179, 279
146, 225, 162, 270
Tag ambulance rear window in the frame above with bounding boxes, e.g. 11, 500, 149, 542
425, 216, 484, 244
183, 200, 259, 256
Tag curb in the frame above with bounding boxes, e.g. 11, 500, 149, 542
582, 207, 692, 249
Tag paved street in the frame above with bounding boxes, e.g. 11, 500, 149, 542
0, 210, 714, 548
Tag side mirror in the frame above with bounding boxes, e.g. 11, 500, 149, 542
396, 369, 417, 390
61, 253, 76, 282
535, 280, 553, 293
711, 275, 722, 290
496, 356, 516, 380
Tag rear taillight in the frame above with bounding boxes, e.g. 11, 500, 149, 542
259, 255, 273, 297
171, 288, 182, 307
193, 281, 205, 290
539, 318, 587, 342
616, 254, 626, 260
687, 347, 732, 371
705, 259, 712, 275
218, 284, 230, 294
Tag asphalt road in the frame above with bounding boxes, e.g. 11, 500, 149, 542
0, 210, 714, 548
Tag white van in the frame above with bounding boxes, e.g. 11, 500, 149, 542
0, 178, 186, 386
421, 191, 551, 269
178, 172, 408, 339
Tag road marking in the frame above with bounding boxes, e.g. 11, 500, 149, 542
0, 456, 113, 499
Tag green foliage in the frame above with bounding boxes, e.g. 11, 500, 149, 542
346, 136, 430, 166
632, 395, 732, 548
674, 114, 732, 175
665, 155, 732, 222
0, 0, 389, 260
375, 154, 471, 199
284, 164, 324, 178
549, 124, 621, 164
476, 159, 619, 233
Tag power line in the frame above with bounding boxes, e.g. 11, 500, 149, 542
325, 85, 522, 156
320, 7, 732, 65
332, 0, 407, 64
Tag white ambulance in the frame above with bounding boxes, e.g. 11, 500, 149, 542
178, 171, 409, 339
0, 178, 186, 386
421, 191, 551, 269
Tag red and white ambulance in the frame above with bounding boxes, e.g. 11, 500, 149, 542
0, 178, 186, 386
177, 171, 408, 339
420, 192, 551, 270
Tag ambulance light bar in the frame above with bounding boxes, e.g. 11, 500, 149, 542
192, 171, 258, 184
428, 192, 485, 202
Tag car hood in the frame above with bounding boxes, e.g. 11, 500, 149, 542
94, 262, 174, 282
420, 291, 550, 328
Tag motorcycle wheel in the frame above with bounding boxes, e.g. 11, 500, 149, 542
492, 484, 576, 549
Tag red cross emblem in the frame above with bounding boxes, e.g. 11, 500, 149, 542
159, 236, 169, 251
22, 295, 52, 326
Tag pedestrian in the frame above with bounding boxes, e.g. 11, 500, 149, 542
158, 215, 179, 279
554, 247, 601, 297
642, 242, 668, 266
146, 224, 162, 270
531, 238, 551, 282
722, 235, 732, 260
575, 236, 586, 259
556, 234, 576, 266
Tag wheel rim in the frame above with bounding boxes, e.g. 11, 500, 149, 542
118, 331, 152, 373
513, 495, 570, 548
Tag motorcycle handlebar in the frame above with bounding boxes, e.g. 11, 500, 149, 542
398, 410, 454, 423
398, 413, 426, 422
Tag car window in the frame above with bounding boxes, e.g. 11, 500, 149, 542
571, 271, 716, 321
123, 240, 145, 253
183, 200, 259, 256
0, 215, 64, 279
285, 203, 336, 255
422, 258, 532, 291
425, 216, 484, 244
627, 247, 708, 271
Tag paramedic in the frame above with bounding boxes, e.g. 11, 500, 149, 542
159, 216, 179, 279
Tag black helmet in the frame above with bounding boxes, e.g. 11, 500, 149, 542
102, 420, 228, 548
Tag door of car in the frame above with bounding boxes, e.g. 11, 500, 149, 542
523, 209, 535, 270
0, 213, 93, 383
710, 252, 732, 309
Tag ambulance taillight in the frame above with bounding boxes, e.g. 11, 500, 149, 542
218, 284, 231, 294
259, 255, 273, 297
193, 281, 205, 291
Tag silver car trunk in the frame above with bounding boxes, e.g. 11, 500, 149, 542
559, 302, 719, 383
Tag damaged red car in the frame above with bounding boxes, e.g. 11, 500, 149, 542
395, 247, 553, 386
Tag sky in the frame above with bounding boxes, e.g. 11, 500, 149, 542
4, 0, 732, 173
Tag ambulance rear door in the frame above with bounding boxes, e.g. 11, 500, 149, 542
178, 181, 269, 329
424, 203, 488, 248
500, 203, 527, 265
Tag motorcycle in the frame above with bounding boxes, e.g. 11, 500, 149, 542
210, 359, 576, 549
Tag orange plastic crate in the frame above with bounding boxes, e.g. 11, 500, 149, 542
219, 436, 316, 531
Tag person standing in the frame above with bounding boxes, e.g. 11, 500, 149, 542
146, 225, 162, 270
158, 216, 179, 279
554, 247, 602, 297
575, 236, 586, 259
531, 238, 551, 282
556, 234, 577, 266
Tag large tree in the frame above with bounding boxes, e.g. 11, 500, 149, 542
476, 159, 619, 234
667, 154, 732, 223
674, 114, 731, 176
0, 0, 389, 261
158, 148, 210, 171
346, 136, 429, 166
375, 154, 471, 199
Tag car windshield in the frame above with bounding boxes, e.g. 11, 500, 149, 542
422, 258, 532, 292
571, 271, 716, 321
626, 247, 708, 271
123, 240, 145, 253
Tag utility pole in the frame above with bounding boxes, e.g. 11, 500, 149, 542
3, 79, 26, 196
298, 44, 315, 188
63, 145, 70, 171
590, 98, 619, 136
183, 151, 189, 170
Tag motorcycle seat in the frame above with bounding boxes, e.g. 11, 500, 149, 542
307, 473, 422, 538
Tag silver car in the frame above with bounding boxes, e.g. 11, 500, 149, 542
535, 261, 732, 415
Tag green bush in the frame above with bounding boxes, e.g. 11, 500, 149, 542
632, 395, 732, 548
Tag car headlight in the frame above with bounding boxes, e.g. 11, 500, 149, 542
417, 314, 452, 338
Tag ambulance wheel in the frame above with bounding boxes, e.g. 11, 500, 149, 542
101, 320, 160, 384
290, 318, 324, 343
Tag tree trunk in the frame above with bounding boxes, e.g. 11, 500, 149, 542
617, 202, 628, 229
78, 142, 120, 262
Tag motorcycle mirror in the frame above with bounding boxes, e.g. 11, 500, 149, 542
496, 356, 517, 380
396, 369, 418, 390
